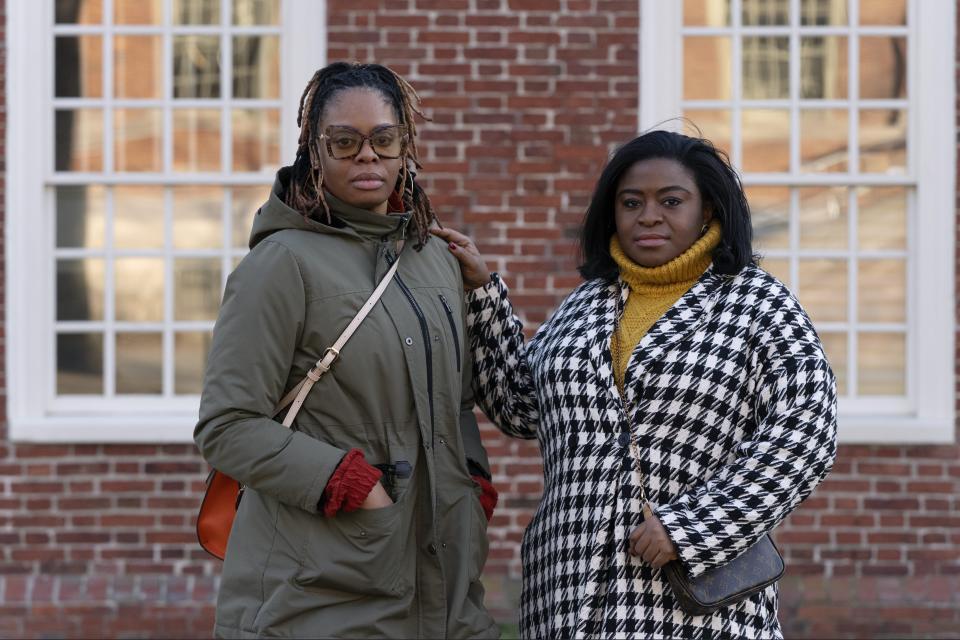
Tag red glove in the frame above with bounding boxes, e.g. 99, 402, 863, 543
321, 449, 383, 517
471, 475, 498, 522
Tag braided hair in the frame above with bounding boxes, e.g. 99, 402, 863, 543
285, 62, 437, 250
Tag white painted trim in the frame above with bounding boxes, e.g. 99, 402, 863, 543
7, 1, 328, 442
640, 0, 956, 443
639, 0, 683, 132
908, 0, 955, 443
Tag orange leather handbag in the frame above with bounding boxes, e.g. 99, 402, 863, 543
196, 254, 401, 560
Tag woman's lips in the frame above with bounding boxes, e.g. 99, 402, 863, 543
350, 175, 385, 190
634, 235, 668, 247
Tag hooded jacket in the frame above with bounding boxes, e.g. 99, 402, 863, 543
195, 168, 498, 638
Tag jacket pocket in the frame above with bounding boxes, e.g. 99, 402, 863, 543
438, 293, 461, 373
293, 494, 412, 599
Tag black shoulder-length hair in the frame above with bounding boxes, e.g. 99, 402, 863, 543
578, 129, 755, 280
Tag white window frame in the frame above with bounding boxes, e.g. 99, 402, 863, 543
640, 0, 955, 443
6, 0, 327, 442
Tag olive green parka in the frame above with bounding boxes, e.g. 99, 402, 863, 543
195, 168, 498, 639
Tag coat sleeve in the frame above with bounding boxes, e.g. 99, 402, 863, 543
655, 354, 838, 578
465, 273, 540, 440
194, 240, 348, 515
458, 293, 491, 476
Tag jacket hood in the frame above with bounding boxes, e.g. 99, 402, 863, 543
249, 166, 411, 249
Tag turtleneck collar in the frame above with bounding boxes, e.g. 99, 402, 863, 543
610, 220, 722, 293
322, 190, 410, 240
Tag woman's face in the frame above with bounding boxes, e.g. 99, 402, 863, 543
613, 157, 712, 268
318, 87, 403, 214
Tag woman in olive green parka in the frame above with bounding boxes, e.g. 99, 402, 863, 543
194, 63, 499, 639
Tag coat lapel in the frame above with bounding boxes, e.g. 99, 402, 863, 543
587, 279, 628, 410
620, 268, 725, 403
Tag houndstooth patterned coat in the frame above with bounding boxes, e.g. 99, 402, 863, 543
466, 264, 837, 639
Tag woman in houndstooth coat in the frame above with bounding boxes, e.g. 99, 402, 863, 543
434, 130, 838, 639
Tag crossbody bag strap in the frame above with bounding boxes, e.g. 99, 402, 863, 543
274, 251, 402, 428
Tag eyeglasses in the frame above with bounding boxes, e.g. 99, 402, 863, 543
320, 125, 408, 160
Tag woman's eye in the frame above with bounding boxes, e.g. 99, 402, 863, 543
622, 199, 642, 209
662, 197, 682, 207
372, 134, 394, 147
333, 137, 357, 148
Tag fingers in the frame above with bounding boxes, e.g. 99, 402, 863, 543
430, 226, 471, 246
650, 548, 676, 569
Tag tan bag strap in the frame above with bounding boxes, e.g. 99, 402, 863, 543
274, 253, 401, 428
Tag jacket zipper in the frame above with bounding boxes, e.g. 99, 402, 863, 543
438, 294, 461, 373
386, 251, 435, 440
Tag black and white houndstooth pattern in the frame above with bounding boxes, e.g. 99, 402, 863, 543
466, 265, 837, 640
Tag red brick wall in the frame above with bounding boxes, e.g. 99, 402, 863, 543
1, 1, 958, 638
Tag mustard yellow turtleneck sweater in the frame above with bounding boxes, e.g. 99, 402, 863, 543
610, 220, 722, 391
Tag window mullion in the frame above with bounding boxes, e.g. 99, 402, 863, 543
221, 0, 232, 174
731, 0, 743, 168
163, 186, 175, 397
788, 0, 800, 174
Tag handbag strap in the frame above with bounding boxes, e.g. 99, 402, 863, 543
274, 252, 402, 428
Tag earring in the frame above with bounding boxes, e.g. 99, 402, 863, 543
699, 222, 709, 236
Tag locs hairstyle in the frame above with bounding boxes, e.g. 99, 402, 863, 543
578, 130, 755, 279
285, 62, 437, 250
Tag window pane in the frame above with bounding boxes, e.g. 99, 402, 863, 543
799, 186, 848, 250
56, 0, 103, 24
55, 109, 103, 172
233, 36, 281, 99
114, 36, 162, 99
173, 36, 221, 99
114, 0, 162, 24
57, 333, 103, 395
114, 186, 165, 249
683, 110, 731, 158
172, 186, 222, 249
798, 258, 848, 322
232, 186, 267, 248
115, 258, 164, 322
57, 185, 106, 249
742, 37, 789, 99
859, 259, 905, 323
57, 259, 105, 321
116, 333, 163, 394
858, 332, 905, 395
175, 332, 212, 394
232, 109, 281, 172
860, 37, 907, 99
858, 187, 906, 250
683, 0, 730, 26
173, 109, 222, 172
800, 109, 848, 173
174, 259, 222, 321
174, 0, 220, 24
748, 186, 790, 251
55, 36, 103, 98
742, 110, 789, 173
860, 0, 907, 25
859, 109, 907, 174
683, 37, 731, 101
233, 0, 281, 25
742, 0, 789, 25
801, 0, 847, 26
115, 109, 163, 172
819, 332, 848, 395
801, 37, 848, 99
760, 258, 790, 287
